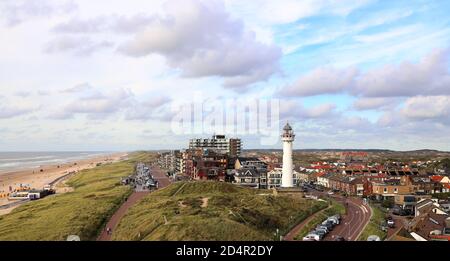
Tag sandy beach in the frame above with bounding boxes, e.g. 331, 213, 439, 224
0, 152, 128, 215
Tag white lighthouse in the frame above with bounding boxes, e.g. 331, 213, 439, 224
281, 122, 295, 187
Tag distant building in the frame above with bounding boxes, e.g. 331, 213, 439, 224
158, 150, 180, 173
232, 157, 268, 170
232, 168, 268, 188
189, 135, 241, 156
371, 176, 414, 199
340, 151, 368, 163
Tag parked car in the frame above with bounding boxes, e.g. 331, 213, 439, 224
316, 225, 329, 233
303, 234, 320, 241
315, 227, 329, 235
327, 216, 340, 225
334, 236, 346, 241
327, 191, 334, 195
311, 229, 326, 239
367, 235, 381, 241
321, 220, 334, 230
387, 219, 395, 228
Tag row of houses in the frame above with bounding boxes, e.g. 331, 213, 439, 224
314, 172, 450, 197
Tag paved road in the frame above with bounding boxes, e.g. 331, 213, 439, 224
324, 197, 371, 241
97, 165, 170, 241
302, 188, 372, 241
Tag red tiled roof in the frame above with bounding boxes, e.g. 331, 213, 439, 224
431, 175, 444, 182
316, 172, 327, 177
312, 165, 332, 169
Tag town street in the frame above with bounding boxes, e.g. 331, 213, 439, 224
287, 187, 372, 241
324, 197, 372, 241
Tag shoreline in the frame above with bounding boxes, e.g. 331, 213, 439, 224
0, 152, 129, 215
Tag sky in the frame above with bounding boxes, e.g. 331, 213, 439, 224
0, 0, 450, 151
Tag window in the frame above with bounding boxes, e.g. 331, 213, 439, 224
394, 188, 398, 193
383, 187, 387, 193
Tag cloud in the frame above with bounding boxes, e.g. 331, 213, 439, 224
281, 48, 450, 98
0, 96, 35, 119
44, 36, 114, 56
401, 96, 450, 120
226, 0, 372, 25
0, 0, 77, 26
352, 97, 399, 111
49, 86, 134, 120
280, 100, 337, 119
52, 14, 155, 34
125, 96, 173, 121
61, 83, 93, 93
280, 67, 357, 96
354, 24, 421, 44
14, 91, 32, 97
352, 48, 450, 97
119, 0, 281, 88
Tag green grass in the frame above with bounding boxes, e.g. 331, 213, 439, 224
0, 152, 155, 241
358, 204, 387, 241
293, 199, 345, 240
112, 181, 327, 241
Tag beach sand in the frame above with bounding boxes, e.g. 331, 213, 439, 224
0, 152, 128, 215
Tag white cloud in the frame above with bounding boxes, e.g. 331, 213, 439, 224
282, 48, 450, 98
280, 100, 337, 119
352, 97, 398, 111
52, 14, 156, 34
353, 48, 450, 97
354, 24, 421, 44
119, 0, 281, 88
401, 96, 450, 119
0, 96, 36, 119
225, 0, 372, 25
49, 86, 134, 119
44, 36, 114, 56
281, 67, 357, 96
0, 0, 77, 26
125, 96, 172, 120
61, 82, 93, 93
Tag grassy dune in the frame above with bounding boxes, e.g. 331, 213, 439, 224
0, 152, 155, 241
112, 181, 327, 241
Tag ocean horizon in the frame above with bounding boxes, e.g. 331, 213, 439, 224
0, 151, 114, 173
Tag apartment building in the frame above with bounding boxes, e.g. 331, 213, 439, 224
189, 135, 241, 156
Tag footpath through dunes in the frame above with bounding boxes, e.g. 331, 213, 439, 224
112, 181, 328, 241
97, 165, 170, 241
0, 152, 156, 241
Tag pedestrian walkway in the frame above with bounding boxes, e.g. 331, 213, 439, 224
97, 165, 170, 241
97, 191, 149, 241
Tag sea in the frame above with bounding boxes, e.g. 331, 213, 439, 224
0, 152, 112, 173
